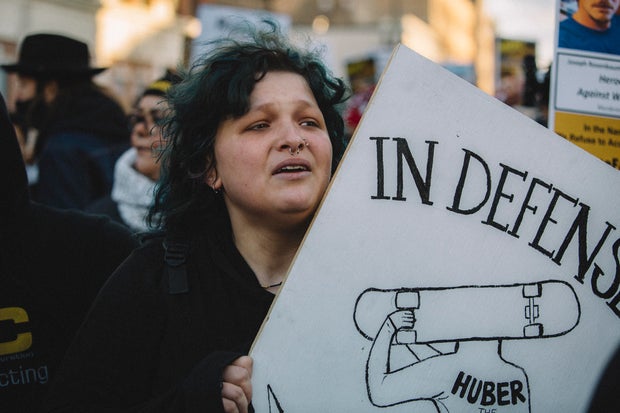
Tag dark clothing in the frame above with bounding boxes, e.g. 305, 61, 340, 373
86, 195, 124, 228
42, 212, 275, 412
587, 344, 620, 413
0, 203, 138, 412
31, 87, 130, 210
0, 93, 138, 413
559, 15, 620, 55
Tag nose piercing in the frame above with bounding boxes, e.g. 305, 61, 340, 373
288, 144, 302, 156
288, 138, 309, 156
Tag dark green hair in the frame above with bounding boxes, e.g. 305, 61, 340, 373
148, 20, 348, 233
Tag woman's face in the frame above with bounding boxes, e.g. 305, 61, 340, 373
130, 94, 166, 181
210, 71, 333, 229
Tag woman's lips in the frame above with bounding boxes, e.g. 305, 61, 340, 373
273, 159, 311, 175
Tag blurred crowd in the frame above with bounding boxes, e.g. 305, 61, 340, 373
0, 32, 180, 412
4, 34, 180, 219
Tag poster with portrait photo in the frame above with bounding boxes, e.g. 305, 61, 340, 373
550, 0, 620, 169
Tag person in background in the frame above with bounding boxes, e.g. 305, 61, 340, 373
87, 71, 180, 232
1, 33, 130, 210
0, 92, 138, 413
42, 20, 347, 413
559, 0, 620, 54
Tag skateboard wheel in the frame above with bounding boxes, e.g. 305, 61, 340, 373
523, 323, 543, 337
395, 291, 420, 309
395, 329, 417, 344
522, 283, 542, 298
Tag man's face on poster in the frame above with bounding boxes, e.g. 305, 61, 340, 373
579, 0, 620, 25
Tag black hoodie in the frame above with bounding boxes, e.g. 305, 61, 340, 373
0, 93, 138, 412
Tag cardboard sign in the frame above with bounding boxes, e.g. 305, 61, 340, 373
250, 44, 620, 413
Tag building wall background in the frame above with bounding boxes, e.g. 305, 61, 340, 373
0, 0, 506, 112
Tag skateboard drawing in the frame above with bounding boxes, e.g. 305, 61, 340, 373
353, 280, 581, 412
354, 280, 580, 344
267, 384, 284, 413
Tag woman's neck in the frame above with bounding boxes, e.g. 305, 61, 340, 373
230, 214, 307, 291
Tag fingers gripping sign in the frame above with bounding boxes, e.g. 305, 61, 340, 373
222, 356, 253, 413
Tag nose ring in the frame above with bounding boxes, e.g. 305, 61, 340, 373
288, 138, 309, 156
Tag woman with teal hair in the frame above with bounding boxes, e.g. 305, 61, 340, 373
43, 20, 348, 413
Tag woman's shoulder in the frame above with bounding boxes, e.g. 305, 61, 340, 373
86, 196, 124, 224
130, 233, 167, 267
103, 234, 167, 293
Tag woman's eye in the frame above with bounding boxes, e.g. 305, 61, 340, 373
249, 122, 269, 130
300, 119, 320, 127
151, 111, 165, 124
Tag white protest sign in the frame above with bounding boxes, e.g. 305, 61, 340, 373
250, 44, 620, 413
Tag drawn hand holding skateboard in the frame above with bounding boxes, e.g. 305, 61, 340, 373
387, 309, 416, 343
355, 280, 580, 412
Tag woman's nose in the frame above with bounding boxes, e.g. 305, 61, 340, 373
287, 141, 305, 156
133, 120, 151, 136
279, 123, 303, 152
282, 136, 309, 156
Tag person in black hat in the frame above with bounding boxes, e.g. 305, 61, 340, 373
1, 33, 130, 210
0, 91, 138, 412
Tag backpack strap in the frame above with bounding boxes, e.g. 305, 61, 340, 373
163, 237, 190, 294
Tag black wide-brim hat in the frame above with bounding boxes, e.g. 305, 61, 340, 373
1, 33, 106, 78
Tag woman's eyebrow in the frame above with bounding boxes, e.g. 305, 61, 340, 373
250, 98, 318, 113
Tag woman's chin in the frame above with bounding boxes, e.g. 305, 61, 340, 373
133, 161, 159, 180
273, 199, 322, 225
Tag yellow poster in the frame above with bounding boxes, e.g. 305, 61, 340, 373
554, 111, 620, 168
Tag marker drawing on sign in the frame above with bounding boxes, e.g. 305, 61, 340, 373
353, 280, 580, 412
267, 384, 284, 413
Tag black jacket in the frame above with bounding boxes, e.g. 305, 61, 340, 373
31, 86, 130, 210
86, 195, 124, 228
42, 211, 274, 412
0, 93, 138, 413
